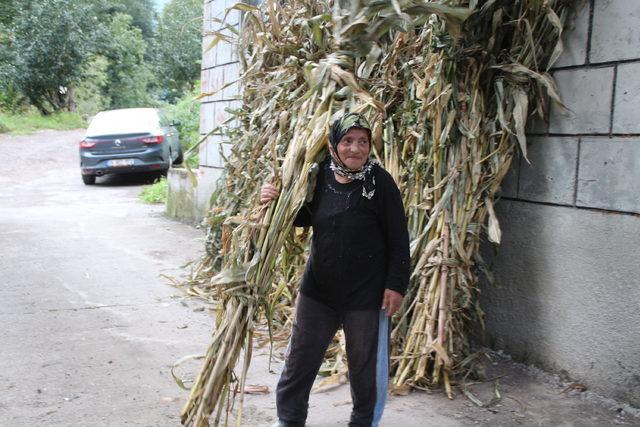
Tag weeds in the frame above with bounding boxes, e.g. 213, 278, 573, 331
0, 110, 86, 134
139, 176, 168, 204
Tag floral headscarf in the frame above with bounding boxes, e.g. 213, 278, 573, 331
327, 112, 378, 199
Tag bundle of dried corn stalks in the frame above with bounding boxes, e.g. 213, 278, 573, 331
179, 0, 570, 425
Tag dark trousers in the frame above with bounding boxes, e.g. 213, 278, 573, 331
276, 294, 389, 427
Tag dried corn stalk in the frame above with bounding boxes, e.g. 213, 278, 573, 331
179, 0, 571, 425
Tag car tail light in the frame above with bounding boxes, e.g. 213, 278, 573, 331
80, 139, 96, 148
141, 135, 164, 144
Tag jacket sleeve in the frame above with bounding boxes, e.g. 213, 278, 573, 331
293, 204, 312, 227
379, 170, 410, 295
293, 162, 323, 227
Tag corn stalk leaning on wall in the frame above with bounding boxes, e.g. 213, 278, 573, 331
179, 0, 570, 425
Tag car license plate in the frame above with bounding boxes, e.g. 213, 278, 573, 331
108, 159, 135, 167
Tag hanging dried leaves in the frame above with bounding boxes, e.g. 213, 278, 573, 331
178, 0, 570, 425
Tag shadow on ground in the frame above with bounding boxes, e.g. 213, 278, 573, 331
93, 171, 166, 187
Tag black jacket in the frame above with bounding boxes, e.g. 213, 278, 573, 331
294, 160, 410, 310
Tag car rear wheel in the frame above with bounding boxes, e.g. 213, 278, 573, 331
82, 174, 96, 185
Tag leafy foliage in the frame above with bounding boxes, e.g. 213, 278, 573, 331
97, 0, 158, 43
0, 109, 85, 134
4, 0, 98, 114
153, 0, 202, 102
139, 176, 168, 204
0, 0, 202, 119
162, 84, 201, 167
0, 0, 24, 27
101, 13, 154, 109
74, 56, 111, 117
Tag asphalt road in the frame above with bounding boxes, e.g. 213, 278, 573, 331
0, 129, 212, 425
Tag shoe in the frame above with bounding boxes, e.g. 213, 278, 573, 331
271, 419, 305, 427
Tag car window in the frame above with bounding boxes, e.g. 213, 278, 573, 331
86, 109, 161, 136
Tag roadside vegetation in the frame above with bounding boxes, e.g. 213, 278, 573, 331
0, 0, 201, 158
0, 110, 86, 134
163, 85, 201, 168
139, 176, 168, 204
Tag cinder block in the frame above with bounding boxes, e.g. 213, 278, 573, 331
577, 137, 640, 213
222, 62, 242, 100
200, 102, 216, 135
197, 166, 224, 212
499, 151, 519, 199
554, 0, 589, 67
613, 62, 640, 133
198, 133, 207, 167
214, 39, 233, 66
167, 167, 224, 222
210, 0, 226, 22
481, 200, 640, 405
202, 34, 217, 69
202, 2, 213, 32
518, 137, 578, 205
228, 25, 240, 63
549, 67, 613, 134
223, 0, 241, 26
201, 66, 224, 102
204, 0, 240, 32
200, 69, 211, 102
213, 101, 231, 128
591, 0, 640, 63
205, 134, 227, 168
214, 25, 239, 65
200, 72, 209, 100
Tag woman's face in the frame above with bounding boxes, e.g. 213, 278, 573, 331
336, 128, 370, 171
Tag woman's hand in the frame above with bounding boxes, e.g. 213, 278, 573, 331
260, 183, 280, 204
381, 289, 403, 317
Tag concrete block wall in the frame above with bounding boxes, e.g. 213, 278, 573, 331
167, 0, 243, 221
482, 0, 640, 406
200, 0, 242, 179
169, 0, 640, 406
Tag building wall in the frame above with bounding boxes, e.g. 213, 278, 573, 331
481, 0, 640, 405
166, 0, 242, 221
199, 0, 242, 173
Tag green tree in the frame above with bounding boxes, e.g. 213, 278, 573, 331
74, 55, 110, 116
0, 0, 26, 27
163, 83, 201, 166
0, 20, 20, 111
153, 0, 202, 102
101, 13, 154, 108
120, 0, 158, 42
95, 0, 157, 43
5, 0, 97, 114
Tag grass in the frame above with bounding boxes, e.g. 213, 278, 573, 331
139, 176, 168, 204
0, 110, 86, 134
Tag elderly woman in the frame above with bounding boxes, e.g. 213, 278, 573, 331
261, 113, 410, 427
